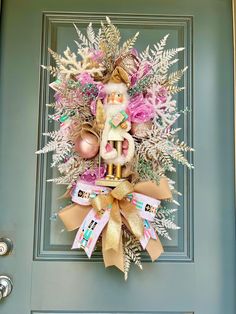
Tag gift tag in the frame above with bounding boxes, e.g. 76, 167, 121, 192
110, 110, 128, 128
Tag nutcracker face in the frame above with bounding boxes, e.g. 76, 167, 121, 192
106, 91, 124, 105
104, 83, 129, 110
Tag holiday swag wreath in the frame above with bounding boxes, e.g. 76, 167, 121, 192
37, 17, 193, 279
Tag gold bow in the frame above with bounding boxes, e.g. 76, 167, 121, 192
91, 181, 144, 252
58, 178, 172, 272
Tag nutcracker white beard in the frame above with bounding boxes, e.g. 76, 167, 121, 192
103, 82, 129, 119
103, 103, 127, 117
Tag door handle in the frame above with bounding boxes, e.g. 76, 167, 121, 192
0, 276, 13, 301
0, 238, 13, 256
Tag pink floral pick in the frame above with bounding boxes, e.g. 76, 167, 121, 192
128, 94, 155, 123
80, 165, 107, 183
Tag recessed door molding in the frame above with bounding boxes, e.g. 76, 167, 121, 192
34, 12, 194, 263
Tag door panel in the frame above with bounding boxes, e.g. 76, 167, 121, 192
34, 13, 193, 262
0, 0, 235, 314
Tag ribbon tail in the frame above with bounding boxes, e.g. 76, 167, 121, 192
134, 178, 172, 200
102, 226, 125, 272
140, 220, 157, 249
119, 199, 144, 240
72, 208, 110, 258
105, 199, 122, 251
146, 237, 164, 262
58, 203, 91, 231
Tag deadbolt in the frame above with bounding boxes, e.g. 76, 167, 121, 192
0, 238, 13, 256
0, 276, 13, 300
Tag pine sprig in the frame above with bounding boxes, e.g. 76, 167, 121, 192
136, 157, 161, 183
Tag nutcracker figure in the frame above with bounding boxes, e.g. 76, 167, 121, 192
96, 81, 135, 187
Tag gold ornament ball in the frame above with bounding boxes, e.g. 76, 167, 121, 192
74, 131, 99, 159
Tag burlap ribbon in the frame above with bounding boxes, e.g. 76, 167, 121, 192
58, 178, 172, 272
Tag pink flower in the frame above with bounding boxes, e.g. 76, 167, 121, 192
76, 72, 94, 85
130, 48, 139, 57
90, 82, 106, 115
80, 165, 107, 184
90, 100, 97, 115
75, 74, 106, 115
89, 49, 104, 62
131, 61, 152, 86
128, 94, 155, 123
156, 87, 168, 104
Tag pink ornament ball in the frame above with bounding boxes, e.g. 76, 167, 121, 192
74, 131, 99, 159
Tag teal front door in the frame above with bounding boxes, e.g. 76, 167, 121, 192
0, 1, 235, 313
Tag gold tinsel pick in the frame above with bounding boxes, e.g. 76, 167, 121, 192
95, 99, 106, 179
95, 99, 106, 130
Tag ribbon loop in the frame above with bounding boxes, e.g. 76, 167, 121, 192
111, 181, 134, 200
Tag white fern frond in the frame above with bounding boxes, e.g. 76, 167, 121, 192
41, 65, 59, 77
86, 23, 95, 46
36, 141, 58, 154
160, 218, 180, 230
139, 45, 150, 60
73, 23, 90, 49
152, 221, 172, 240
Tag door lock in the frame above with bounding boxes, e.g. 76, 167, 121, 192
0, 238, 13, 256
0, 276, 13, 300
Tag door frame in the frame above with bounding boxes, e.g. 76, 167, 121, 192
233, 0, 236, 203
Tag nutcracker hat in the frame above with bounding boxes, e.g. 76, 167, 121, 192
108, 66, 130, 87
